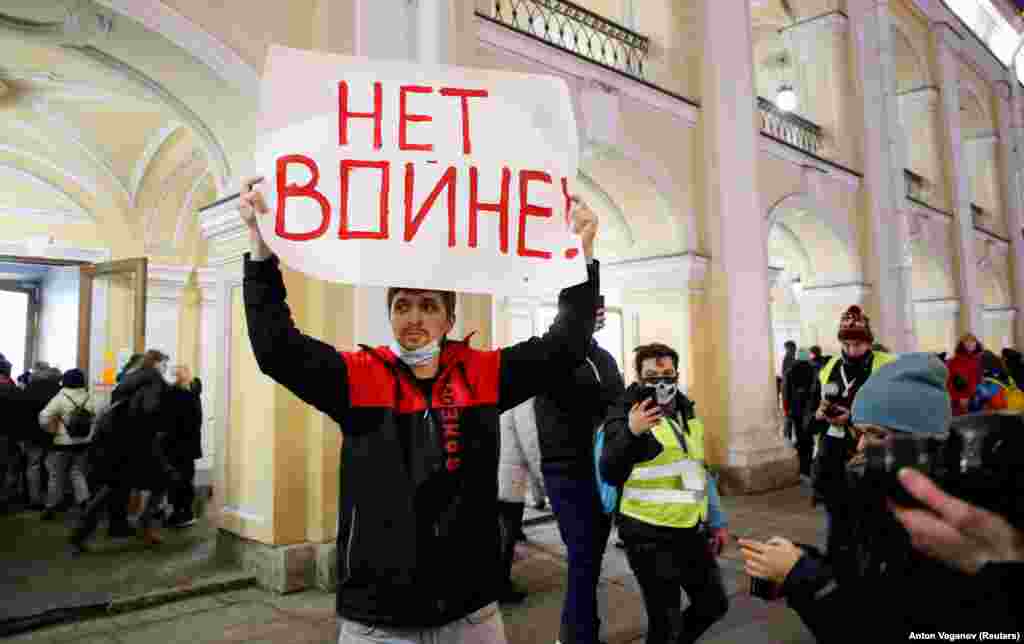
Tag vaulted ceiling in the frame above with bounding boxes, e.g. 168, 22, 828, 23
0, 0, 252, 262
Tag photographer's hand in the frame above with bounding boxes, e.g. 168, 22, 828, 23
739, 537, 803, 584
891, 468, 1024, 574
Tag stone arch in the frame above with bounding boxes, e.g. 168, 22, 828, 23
765, 192, 861, 285
583, 140, 689, 251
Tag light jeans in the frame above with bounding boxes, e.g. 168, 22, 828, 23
22, 443, 47, 506
45, 449, 90, 508
338, 603, 506, 644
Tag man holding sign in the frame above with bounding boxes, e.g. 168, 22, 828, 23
240, 169, 598, 643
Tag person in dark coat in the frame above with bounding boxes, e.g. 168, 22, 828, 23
72, 350, 173, 552
0, 355, 25, 509
1000, 348, 1024, 388
164, 366, 203, 528
741, 354, 1022, 639
783, 350, 819, 478
531, 307, 625, 643
21, 367, 62, 510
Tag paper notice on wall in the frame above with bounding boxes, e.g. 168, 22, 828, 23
254, 45, 584, 295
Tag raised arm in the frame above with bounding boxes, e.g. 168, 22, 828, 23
240, 177, 350, 424
497, 198, 599, 412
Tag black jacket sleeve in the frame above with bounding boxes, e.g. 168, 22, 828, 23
496, 261, 599, 413
779, 546, 856, 641
243, 254, 349, 425
599, 384, 663, 486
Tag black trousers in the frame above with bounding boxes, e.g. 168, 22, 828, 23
72, 480, 132, 544
168, 458, 196, 516
622, 523, 729, 644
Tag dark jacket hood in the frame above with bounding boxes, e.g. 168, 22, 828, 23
113, 367, 163, 399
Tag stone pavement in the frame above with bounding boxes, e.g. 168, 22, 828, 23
6, 483, 823, 643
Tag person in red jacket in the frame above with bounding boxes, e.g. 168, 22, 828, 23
946, 333, 983, 416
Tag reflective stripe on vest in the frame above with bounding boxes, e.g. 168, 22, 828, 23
620, 415, 709, 529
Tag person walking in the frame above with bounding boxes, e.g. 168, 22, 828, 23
783, 350, 819, 480
21, 367, 62, 510
946, 333, 983, 416
38, 368, 95, 520
600, 343, 729, 644
534, 314, 625, 644
163, 366, 203, 528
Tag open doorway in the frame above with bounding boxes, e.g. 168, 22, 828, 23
0, 260, 82, 379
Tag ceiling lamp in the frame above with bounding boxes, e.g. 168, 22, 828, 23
776, 84, 798, 112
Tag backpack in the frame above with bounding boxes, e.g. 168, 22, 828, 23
63, 393, 95, 439
593, 426, 620, 515
91, 399, 125, 446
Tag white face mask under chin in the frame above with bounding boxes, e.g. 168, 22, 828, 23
390, 339, 441, 367
655, 382, 677, 405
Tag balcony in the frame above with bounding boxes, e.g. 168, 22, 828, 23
757, 97, 823, 157
477, 0, 650, 81
904, 169, 927, 203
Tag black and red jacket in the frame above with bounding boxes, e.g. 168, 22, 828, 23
243, 253, 598, 628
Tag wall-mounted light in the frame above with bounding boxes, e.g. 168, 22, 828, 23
776, 84, 798, 112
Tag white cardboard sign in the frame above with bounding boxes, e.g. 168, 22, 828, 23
255, 45, 584, 295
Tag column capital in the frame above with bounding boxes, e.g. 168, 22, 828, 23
602, 252, 709, 292
897, 86, 941, 113
914, 297, 960, 319
798, 281, 872, 304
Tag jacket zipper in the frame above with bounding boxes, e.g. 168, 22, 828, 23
343, 506, 357, 583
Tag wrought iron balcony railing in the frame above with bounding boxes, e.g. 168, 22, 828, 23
479, 0, 650, 80
757, 97, 823, 157
971, 203, 990, 227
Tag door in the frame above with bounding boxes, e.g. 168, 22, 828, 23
77, 258, 148, 389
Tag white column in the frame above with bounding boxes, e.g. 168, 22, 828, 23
849, 0, 916, 352
996, 82, 1024, 347
700, 0, 793, 492
933, 23, 983, 335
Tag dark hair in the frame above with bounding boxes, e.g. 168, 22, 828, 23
810, 345, 822, 357
634, 343, 679, 377
784, 341, 797, 351
386, 288, 456, 321
62, 368, 86, 389
141, 349, 169, 370
0, 359, 11, 378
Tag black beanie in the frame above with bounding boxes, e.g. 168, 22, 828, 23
62, 368, 86, 389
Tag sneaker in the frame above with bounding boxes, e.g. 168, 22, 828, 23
167, 512, 197, 529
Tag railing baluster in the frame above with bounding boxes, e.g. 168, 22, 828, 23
479, 0, 649, 80
756, 96, 823, 157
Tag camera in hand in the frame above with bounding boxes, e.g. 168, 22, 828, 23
750, 576, 783, 601
860, 413, 1024, 525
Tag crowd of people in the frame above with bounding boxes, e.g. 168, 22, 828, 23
234, 176, 1024, 644
0, 350, 204, 554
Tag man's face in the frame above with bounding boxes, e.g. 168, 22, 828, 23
389, 290, 454, 351
639, 356, 678, 384
842, 340, 871, 359
849, 424, 893, 465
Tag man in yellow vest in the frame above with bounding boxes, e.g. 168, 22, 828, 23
600, 343, 728, 644
811, 305, 893, 556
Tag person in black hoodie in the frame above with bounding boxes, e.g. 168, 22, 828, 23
164, 366, 203, 528
72, 350, 173, 552
1000, 348, 1024, 388
532, 304, 625, 644
239, 178, 599, 641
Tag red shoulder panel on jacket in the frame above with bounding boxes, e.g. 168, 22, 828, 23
458, 348, 500, 405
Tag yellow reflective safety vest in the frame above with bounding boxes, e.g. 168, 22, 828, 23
620, 414, 708, 529
817, 352, 895, 440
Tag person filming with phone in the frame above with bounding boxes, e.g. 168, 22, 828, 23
811, 306, 893, 554
599, 343, 728, 644
739, 353, 1024, 639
